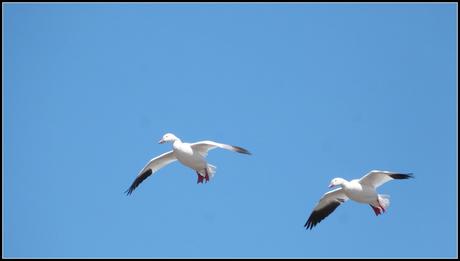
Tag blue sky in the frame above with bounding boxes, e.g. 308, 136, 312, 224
3, 3, 457, 258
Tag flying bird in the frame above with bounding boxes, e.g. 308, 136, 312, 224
126, 133, 251, 195
304, 170, 414, 230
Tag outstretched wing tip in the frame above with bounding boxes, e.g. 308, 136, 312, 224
232, 145, 252, 155
304, 189, 347, 231
125, 187, 134, 196
390, 173, 415, 180
125, 168, 153, 196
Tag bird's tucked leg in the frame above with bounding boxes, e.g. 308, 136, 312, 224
196, 171, 204, 184
196, 169, 210, 184
370, 204, 383, 216
204, 168, 210, 183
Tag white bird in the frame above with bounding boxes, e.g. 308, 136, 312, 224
126, 133, 251, 195
304, 170, 414, 230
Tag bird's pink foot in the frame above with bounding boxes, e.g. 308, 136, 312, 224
196, 172, 204, 184
370, 205, 382, 216
204, 168, 210, 183
197, 169, 210, 184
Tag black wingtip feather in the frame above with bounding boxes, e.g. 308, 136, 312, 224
125, 185, 136, 196
125, 186, 136, 196
389, 173, 414, 180
232, 145, 252, 155
304, 200, 342, 230
125, 169, 153, 196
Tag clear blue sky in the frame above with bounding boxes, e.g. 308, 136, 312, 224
3, 3, 457, 258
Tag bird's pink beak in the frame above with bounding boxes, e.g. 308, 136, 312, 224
158, 138, 165, 144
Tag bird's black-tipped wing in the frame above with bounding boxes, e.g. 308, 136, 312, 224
229, 145, 251, 155
125, 169, 153, 195
304, 188, 348, 230
125, 151, 176, 195
190, 141, 251, 156
388, 173, 414, 180
359, 170, 414, 188
305, 200, 342, 230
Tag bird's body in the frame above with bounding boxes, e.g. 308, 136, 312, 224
340, 179, 378, 204
173, 139, 207, 172
125, 133, 251, 195
304, 170, 414, 230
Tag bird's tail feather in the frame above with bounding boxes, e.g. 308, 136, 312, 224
207, 164, 217, 179
378, 194, 391, 210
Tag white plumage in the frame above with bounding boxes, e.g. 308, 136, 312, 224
126, 133, 251, 195
304, 170, 414, 230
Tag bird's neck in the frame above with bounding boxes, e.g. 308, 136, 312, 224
172, 139, 182, 147
172, 139, 184, 153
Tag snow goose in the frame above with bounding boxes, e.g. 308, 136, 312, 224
304, 170, 414, 230
125, 133, 251, 195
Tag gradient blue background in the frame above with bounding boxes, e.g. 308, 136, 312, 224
4, 3, 457, 258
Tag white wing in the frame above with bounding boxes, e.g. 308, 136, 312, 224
304, 188, 349, 230
190, 140, 251, 157
359, 170, 414, 188
125, 151, 177, 195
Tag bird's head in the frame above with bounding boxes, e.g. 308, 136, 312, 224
328, 177, 346, 188
158, 133, 179, 144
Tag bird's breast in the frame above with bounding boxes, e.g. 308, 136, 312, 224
173, 145, 206, 171
343, 182, 377, 203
